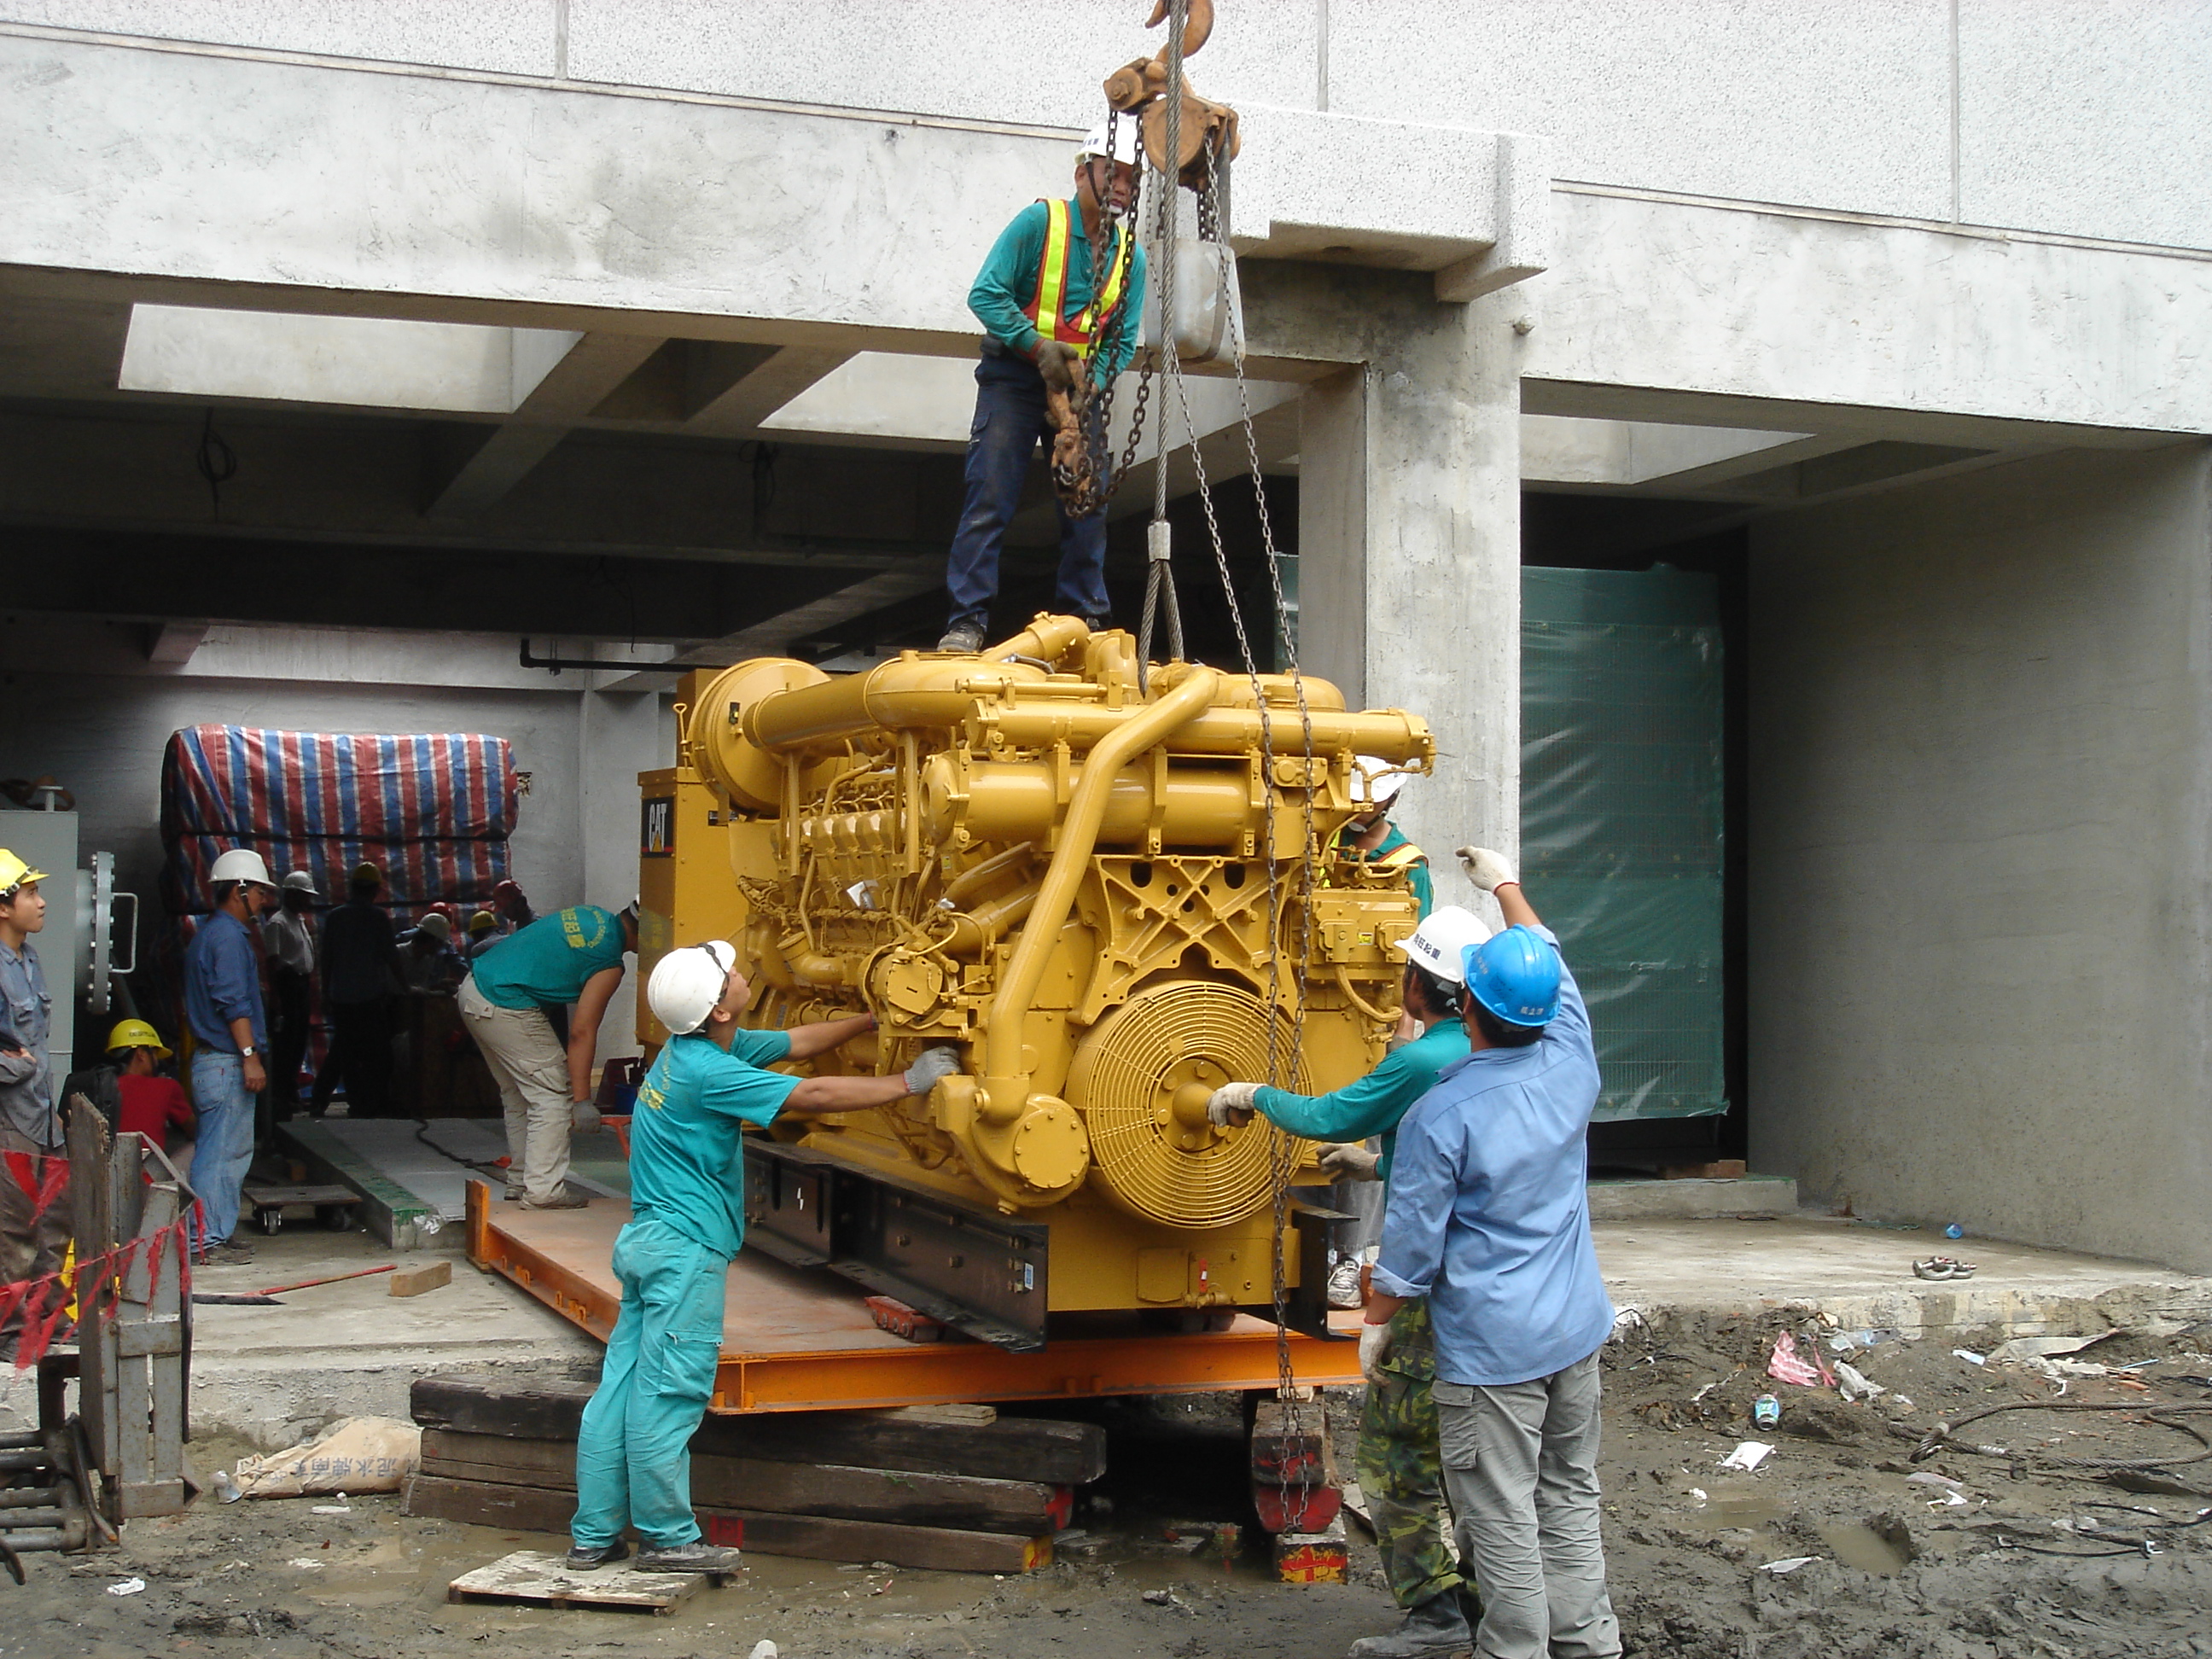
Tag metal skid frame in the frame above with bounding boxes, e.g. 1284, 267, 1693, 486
743, 1138, 1050, 1352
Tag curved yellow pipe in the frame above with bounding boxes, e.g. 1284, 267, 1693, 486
980, 666, 1222, 1124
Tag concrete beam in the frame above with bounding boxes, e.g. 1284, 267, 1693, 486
143, 620, 208, 665
593, 562, 946, 691
424, 331, 666, 516
687, 347, 859, 439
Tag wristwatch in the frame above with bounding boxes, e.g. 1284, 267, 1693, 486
241, 1045, 259, 1058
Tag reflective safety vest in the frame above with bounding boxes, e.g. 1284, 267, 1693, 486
1024, 198, 1133, 359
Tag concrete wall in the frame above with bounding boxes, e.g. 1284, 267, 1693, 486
8, 1, 2208, 247
1748, 445, 2212, 1271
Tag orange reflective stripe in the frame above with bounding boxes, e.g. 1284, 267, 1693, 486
1022, 198, 1131, 358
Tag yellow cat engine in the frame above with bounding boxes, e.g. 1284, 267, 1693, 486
636, 614, 1432, 1349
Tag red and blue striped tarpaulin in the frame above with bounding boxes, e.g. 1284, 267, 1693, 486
160, 725, 519, 917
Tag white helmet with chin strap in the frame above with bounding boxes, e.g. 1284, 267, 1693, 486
648, 940, 738, 1036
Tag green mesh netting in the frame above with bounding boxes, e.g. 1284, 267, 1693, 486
1522, 567, 1725, 1121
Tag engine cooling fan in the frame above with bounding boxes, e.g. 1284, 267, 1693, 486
1066, 979, 1310, 1229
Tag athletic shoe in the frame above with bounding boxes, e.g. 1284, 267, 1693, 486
520, 1189, 589, 1210
935, 625, 985, 654
635, 1541, 744, 1574
1326, 1257, 1365, 1310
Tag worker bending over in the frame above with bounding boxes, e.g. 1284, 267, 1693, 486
1366, 849, 1621, 1659
568, 943, 959, 1572
1208, 906, 1489, 1659
460, 902, 638, 1210
936, 122, 1149, 653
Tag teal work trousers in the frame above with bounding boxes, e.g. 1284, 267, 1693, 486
572, 1219, 729, 1549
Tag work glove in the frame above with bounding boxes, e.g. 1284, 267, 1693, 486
902, 1046, 963, 1097
1033, 339, 1083, 399
1316, 1143, 1382, 1181
1456, 845, 1518, 894
1358, 1316, 1394, 1385
1206, 1081, 1261, 1128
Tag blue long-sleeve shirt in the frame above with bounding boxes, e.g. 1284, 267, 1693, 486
0, 939, 55, 1147
1254, 1020, 1470, 1184
1374, 927, 1615, 1387
968, 200, 1149, 385
184, 911, 268, 1054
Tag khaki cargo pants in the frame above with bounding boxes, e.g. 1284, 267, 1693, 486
458, 975, 573, 1206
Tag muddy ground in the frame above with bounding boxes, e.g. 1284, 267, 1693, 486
19, 1310, 2212, 1659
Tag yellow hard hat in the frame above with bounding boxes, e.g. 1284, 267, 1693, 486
105, 1018, 172, 1061
0, 849, 49, 899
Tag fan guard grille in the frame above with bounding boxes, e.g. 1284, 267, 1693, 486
1067, 980, 1308, 1229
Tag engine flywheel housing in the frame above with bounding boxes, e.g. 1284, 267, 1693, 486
1066, 979, 1309, 1230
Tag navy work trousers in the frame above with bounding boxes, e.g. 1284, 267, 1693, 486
941, 349, 1110, 636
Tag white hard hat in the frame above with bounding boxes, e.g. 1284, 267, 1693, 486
280, 870, 319, 896
1077, 118, 1142, 168
1394, 905, 1492, 986
648, 940, 739, 1036
1353, 754, 1410, 807
416, 911, 452, 942
209, 848, 275, 888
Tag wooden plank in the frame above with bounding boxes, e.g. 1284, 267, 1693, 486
1273, 1516, 1349, 1585
420, 1429, 1071, 1534
405, 1476, 1051, 1574
65, 1103, 114, 1487
390, 1260, 454, 1298
448, 1549, 708, 1613
410, 1374, 1107, 1486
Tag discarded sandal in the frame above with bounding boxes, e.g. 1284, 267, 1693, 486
1912, 1256, 1977, 1280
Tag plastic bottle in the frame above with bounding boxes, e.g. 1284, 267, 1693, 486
1943, 1223, 1965, 1240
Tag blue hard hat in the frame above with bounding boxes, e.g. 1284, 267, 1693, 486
1461, 926, 1562, 1028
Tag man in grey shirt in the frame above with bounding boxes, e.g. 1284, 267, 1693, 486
0, 847, 70, 1359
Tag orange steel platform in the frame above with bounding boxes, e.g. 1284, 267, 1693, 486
464, 1180, 1364, 1413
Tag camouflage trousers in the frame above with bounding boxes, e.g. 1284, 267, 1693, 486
1354, 1297, 1464, 1610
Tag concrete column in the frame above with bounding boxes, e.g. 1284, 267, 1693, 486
576, 688, 670, 1061
1298, 291, 1525, 915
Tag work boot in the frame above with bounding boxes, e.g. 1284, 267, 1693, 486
565, 1539, 629, 1571
936, 624, 986, 654
635, 1540, 744, 1575
1345, 1591, 1472, 1659
196, 1239, 255, 1266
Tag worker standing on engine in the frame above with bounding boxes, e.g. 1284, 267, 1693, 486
460, 902, 638, 1210
1365, 848, 1621, 1659
1208, 906, 1489, 1659
935, 121, 1150, 654
1333, 756, 1433, 918
568, 942, 961, 1573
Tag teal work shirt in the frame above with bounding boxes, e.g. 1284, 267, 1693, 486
628, 1028, 798, 1260
1335, 820, 1433, 918
1252, 1019, 1470, 1185
470, 905, 628, 1011
968, 200, 1150, 385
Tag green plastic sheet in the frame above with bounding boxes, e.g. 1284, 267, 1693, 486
1522, 567, 1726, 1121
